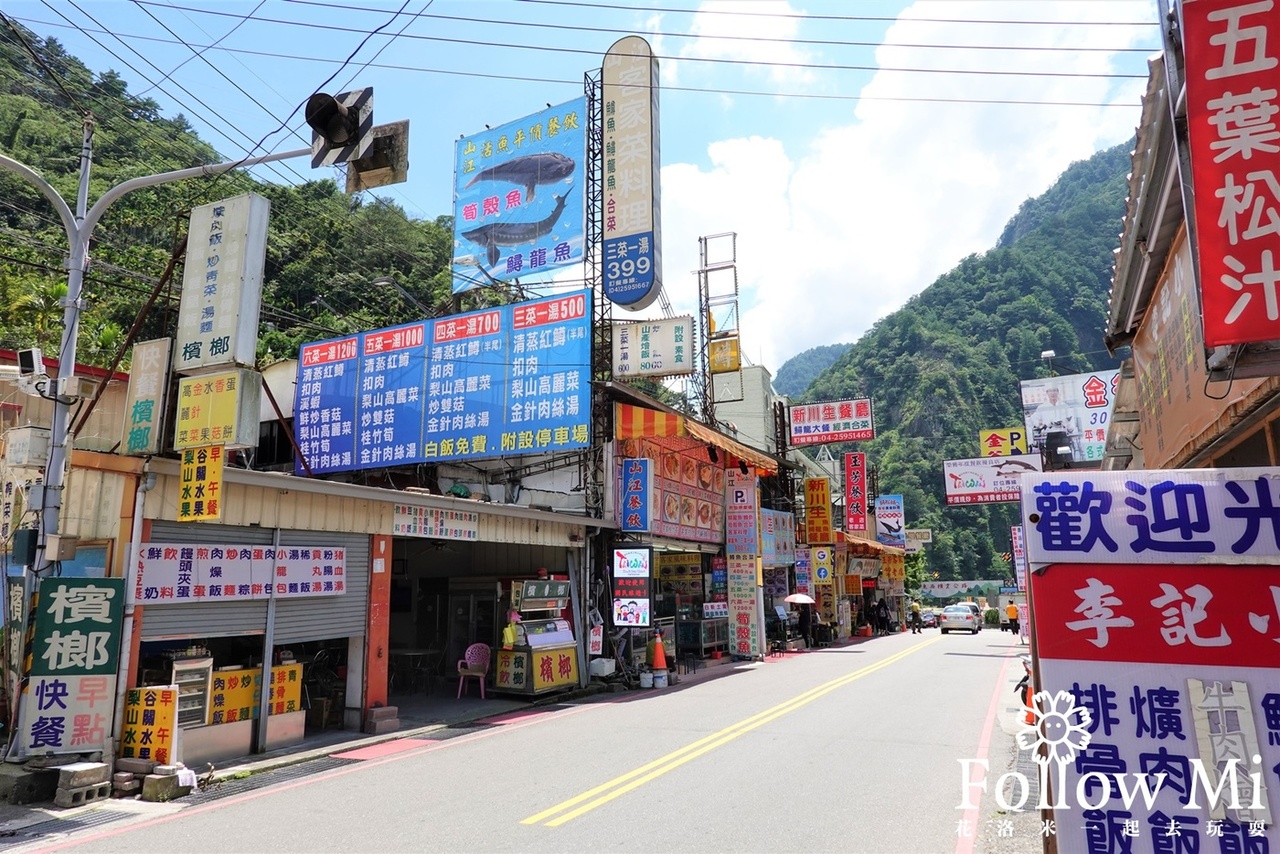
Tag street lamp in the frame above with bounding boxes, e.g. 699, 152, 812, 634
1040, 349, 1057, 376
373, 276, 431, 317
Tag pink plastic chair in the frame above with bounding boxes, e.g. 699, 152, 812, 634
456, 643, 491, 699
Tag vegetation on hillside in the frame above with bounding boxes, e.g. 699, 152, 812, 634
772, 342, 850, 397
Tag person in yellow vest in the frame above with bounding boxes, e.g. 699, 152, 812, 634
1006, 601, 1020, 635
909, 600, 922, 634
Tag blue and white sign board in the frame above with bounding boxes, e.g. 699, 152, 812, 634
295, 291, 591, 474
875, 494, 906, 548
619, 458, 654, 533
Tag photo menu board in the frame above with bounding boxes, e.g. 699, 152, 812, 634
295, 291, 592, 474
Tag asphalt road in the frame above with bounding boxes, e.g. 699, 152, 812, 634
19, 629, 1039, 854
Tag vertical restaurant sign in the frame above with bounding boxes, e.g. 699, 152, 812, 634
1029, 559, 1280, 848
122, 338, 171, 456
452, 98, 586, 290
811, 546, 833, 585
1010, 525, 1026, 592
874, 495, 906, 547
612, 317, 692, 378
611, 547, 651, 627
793, 548, 813, 597
119, 686, 177, 765
844, 452, 867, 533
978, 427, 1028, 457
943, 456, 1042, 505
788, 398, 874, 447
1020, 371, 1119, 464
725, 469, 758, 555
619, 458, 654, 532
726, 554, 760, 657
881, 553, 905, 581
178, 445, 223, 522
295, 291, 591, 474
21, 578, 124, 757
173, 193, 270, 374
1182, 0, 1280, 346
602, 35, 663, 311
1021, 467, 1280, 565
173, 368, 261, 451
708, 337, 741, 374
804, 477, 834, 544
759, 509, 795, 566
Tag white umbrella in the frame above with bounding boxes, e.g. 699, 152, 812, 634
784, 593, 816, 604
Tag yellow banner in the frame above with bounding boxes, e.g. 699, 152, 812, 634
882, 553, 906, 580
174, 370, 246, 449
804, 478, 833, 544
211, 667, 259, 724
494, 649, 579, 692
979, 428, 1028, 457
709, 337, 741, 374
120, 686, 178, 765
266, 664, 303, 715
179, 445, 223, 521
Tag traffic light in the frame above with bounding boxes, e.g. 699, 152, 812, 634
305, 88, 374, 168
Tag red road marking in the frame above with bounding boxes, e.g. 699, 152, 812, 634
331, 738, 437, 759
955, 648, 1015, 854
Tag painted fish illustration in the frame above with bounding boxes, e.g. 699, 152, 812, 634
880, 520, 903, 535
464, 152, 575, 201
992, 459, 1038, 475
461, 189, 571, 268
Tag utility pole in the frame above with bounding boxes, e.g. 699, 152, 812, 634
0, 119, 308, 576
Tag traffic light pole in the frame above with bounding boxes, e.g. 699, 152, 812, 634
0, 117, 308, 576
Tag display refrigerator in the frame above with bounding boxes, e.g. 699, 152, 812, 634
172, 657, 213, 728
492, 618, 579, 697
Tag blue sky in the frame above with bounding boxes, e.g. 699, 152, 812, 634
6, 0, 1159, 370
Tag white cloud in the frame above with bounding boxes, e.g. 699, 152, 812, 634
655, 0, 1155, 374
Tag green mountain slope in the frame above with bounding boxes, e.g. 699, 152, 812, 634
773, 343, 851, 397
801, 142, 1131, 580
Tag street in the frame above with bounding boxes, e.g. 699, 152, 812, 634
11, 630, 1036, 854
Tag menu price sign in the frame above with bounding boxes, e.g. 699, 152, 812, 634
120, 686, 177, 764
133, 545, 346, 604
727, 554, 761, 657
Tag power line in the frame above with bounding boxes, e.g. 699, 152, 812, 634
0, 10, 91, 115
135, 0, 267, 98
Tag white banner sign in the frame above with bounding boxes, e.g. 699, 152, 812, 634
943, 456, 1041, 505
612, 317, 693, 378
133, 544, 346, 604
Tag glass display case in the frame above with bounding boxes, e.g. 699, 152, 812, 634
172, 657, 214, 728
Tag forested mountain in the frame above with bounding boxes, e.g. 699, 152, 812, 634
772, 343, 850, 397
792, 141, 1131, 580
0, 23, 464, 368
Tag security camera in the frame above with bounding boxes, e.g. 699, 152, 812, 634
18, 348, 44, 376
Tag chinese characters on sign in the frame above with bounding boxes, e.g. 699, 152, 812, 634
788, 398, 874, 446
979, 427, 1028, 457
875, 494, 906, 547
21, 579, 124, 756
612, 317, 692, 378
119, 687, 176, 764
296, 335, 360, 473
618, 458, 654, 533
121, 338, 171, 456
178, 445, 223, 522
133, 544, 346, 604
1182, 0, 1280, 346
725, 469, 758, 555
943, 456, 1042, 505
804, 477, 834, 544
616, 443, 724, 544
844, 452, 867, 533
173, 368, 261, 451
727, 554, 760, 657
760, 509, 795, 567
207, 664, 302, 724
612, 548, 651, 627
391, 505, 479, 540
1019, 371, 1119, 463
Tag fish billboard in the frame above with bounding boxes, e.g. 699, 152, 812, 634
942, 456, 1041, 505
451, 98, 586, 292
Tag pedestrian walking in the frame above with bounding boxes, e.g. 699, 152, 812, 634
875, 599, 890, 636
1006, 601, 1020, 636
909, 599, 922, 634
798, 604, 813, 649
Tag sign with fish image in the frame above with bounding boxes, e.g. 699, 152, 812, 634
941, 456, 1042, 505
451, 98, 586, 292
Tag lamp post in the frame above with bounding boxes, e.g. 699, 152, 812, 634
1040, 349, 1057, 376
373, 275, 431, 318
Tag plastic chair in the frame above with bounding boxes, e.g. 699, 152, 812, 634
456, 643, 491, 699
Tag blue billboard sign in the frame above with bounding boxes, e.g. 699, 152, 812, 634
294, 291, 592, 474
452, 98, 587, 292
619, 458, 653, 532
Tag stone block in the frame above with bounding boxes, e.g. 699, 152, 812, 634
0, 766, 58, 805
141, 773, 193, 803
366, 705, 398, 722
54, 782, 111, 809
114, 757, 155, 776
56, 762, 111, 790
361, 718, 400, 735
113, 779, 142, 795
112, 772, 135, 785
153, 764, 181, 776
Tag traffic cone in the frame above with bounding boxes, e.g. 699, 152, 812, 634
1022, 682, 1035, 725
651, 632, 667, 672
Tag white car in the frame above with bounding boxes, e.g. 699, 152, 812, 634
939, 604, 980, 635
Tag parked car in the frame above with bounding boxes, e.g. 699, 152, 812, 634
960, 601, 983, 631
940, 604, 980, 635
921, 609, 939, 628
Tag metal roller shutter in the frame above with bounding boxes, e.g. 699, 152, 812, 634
140, 522, 272, 639
272, 532, 370, 646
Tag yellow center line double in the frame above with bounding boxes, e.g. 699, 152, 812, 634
523, 636, 941, 827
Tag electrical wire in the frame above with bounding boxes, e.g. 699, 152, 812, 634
135, 0, 267, 97
0, 10, 91, 115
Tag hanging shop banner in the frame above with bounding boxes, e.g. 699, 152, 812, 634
601, 36, 663, 312
132, 545, 346, 604
874, 494, 906, 547
122, 338, 171, 456
618, 458, 654, 533
656, 553, 701, 580
943, 456, 1041, 505
905, 528, 931, 555
725, 469, 759, 555
296, 291, 591, 474
978, 427, 1028, 457
207, 666, 303, 725
1028, 560, 1280, 849
391, 505, 479, 540
804, 478, 834, 544
178, 445, 223, 522
811, 546, 834, 586
1011, 525, 1027, 592
174, 368, 261, 451
20, 578, 125, 756
119, 686, 177, 765
726, 554, 761, 657
611, 547, 651, 627
616, 442, 724, 544
1022, 467, 1280, 566
920, 579, 1002, 600
451, 98, 586, 291
760, 509, 795, 567
793, 549, 813, 597
1019, 371, 1119, 464
1182, 0, 1280, 346
788, 398, 874, 447
844, 452, 867, 533
881, 553, 905, 581
173, 193, 270, 374
763, 566, 789, 598
612, 317, 692, 378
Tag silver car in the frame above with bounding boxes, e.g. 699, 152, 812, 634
940, 604, 980, 635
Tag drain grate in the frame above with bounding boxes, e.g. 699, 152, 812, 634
195, 755, 355, 802
0, 806, 139, 850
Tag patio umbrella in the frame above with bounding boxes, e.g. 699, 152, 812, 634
784, 593, 816, 604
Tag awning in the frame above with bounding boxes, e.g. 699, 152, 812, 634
614, 403, 779, 475
838, 530, 904, 557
